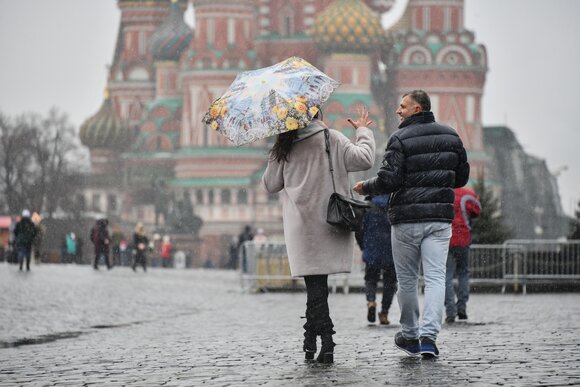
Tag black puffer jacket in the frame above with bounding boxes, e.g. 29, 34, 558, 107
362, 112, 469, 225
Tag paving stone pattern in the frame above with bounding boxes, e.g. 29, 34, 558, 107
1, 263, 579, 386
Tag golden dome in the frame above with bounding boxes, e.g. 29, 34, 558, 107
314, 0, 385, 53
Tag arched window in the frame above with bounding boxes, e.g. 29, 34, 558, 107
279, 5, 294, 36
221, 189, 231, 204
237, 189, 248, 204
196, 190, 204, 204
208, 189, 214, 205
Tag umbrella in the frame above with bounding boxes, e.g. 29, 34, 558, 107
202, 56, 340, 146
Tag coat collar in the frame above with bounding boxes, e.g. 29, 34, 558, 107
398, 111, 435, 129
294, 119, 327, 142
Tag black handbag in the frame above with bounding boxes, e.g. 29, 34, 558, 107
324, 129, 370, 232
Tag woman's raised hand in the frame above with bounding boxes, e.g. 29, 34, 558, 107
347, 106, 373, 129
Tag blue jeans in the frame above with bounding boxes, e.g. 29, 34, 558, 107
445, 246, 470, 318
364, 264, 397, 313
391, 222, 451, 341
18, 246, 32, 270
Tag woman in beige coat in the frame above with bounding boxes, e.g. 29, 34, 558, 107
262, 108, 375, 363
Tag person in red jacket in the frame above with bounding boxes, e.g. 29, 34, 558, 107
445, 187, 481, 323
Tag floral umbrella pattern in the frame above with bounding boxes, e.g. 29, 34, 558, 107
202, 57, 340, 146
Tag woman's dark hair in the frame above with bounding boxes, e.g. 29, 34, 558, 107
269, 109, 323, 163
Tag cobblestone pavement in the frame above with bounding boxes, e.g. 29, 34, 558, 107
1, 263, 579, 386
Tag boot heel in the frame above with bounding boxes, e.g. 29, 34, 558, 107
318, 352, 333, 364
305, 351, 315, 360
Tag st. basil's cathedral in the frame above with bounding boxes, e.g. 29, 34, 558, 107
78, 0, 565, 265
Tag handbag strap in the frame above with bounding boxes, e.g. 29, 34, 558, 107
324, 129, 355, 198
323, 129, 337, 193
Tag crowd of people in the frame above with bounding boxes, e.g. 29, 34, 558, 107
3, 88, 481, 365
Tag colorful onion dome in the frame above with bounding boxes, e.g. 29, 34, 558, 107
150, 0, 193, 61
80, 92, 131, 149
314, 0, 386, 53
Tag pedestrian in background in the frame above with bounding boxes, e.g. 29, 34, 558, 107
111, 224, 124, 266
237, 225, 254, 273
90, 218, 112, 270
31, 212, 44, 264
262, 107, 374, 364
62, 232, 78, 264
355, 195, 397, 325
160, 235, 172, 268
228, 236, 239, 269
132, 223, 149, 272
445, 187, 481, 323
354, 90, 470, 358
14, 209, 37, 271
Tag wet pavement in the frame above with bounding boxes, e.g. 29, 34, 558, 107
1, 262, 579, 386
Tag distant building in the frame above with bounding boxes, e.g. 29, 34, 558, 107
77, 0, 565, 265
484, 126, 567, 239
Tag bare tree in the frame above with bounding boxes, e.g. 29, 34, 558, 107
0, 109, 86, 217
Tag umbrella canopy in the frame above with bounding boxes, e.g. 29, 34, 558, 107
202, 57, 340, 146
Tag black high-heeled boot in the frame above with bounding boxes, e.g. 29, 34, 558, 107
303, 333, 317, 360
317, 334, 335, 364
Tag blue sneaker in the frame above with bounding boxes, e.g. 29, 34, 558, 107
420, 336, 439, 358
394, 332, 420, 356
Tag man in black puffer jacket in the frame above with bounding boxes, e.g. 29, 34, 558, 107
354, 90, 469, 359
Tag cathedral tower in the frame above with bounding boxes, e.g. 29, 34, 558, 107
388, 0, 488, 173
107, 0, 186, 129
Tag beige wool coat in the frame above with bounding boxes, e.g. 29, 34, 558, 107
262, 120, 375, 277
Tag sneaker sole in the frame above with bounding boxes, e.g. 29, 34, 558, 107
394, 343, 421, 357
421, 351, 439, 359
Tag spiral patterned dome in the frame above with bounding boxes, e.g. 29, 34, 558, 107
80, 94, 131, 150
150, 0, 192, 61
314, 0, 385, 53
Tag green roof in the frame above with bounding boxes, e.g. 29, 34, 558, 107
146, 98, 182, 113
327, 93, 374, 108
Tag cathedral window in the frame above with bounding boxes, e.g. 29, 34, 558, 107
76, 194, 86, 211
422, 7, 430, 31
139, 31, 146, 56
444, 7, 451, 31
207, 18, 215, 47
128, 67, 149, 81
227, 18, 235, 46
237, 189, 248, 204
107, 194, 118, 213
279, 5, 294, 36
221, 189, 231, 205
466, 95, 475, 123
91, 193, 101, 212
430, 94, 439, 120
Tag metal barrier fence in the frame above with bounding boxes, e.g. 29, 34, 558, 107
240, 240, 580, 294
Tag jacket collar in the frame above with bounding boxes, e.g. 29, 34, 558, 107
398, 111, 435, 129
294, 119, 327, 142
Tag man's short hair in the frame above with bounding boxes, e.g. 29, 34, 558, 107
403, 90, 431, 112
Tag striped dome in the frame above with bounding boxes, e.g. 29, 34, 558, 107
150, 0, 192, 61
80, 95, 131, 149
314, 0, 385, 53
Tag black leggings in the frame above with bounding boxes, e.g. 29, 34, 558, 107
303, 275, 335, 336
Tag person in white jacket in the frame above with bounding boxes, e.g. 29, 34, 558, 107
262, 108, 375, 363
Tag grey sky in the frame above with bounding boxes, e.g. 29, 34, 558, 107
1, 0, 579, 215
